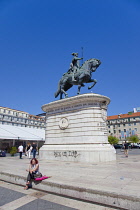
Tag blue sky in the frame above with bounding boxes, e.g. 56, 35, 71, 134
0, 0, 140, 116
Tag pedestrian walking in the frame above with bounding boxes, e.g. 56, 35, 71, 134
124, 141, 129, 157
26, 143, 32, 159
32, 142, 37, 158
18, 144, 23, 159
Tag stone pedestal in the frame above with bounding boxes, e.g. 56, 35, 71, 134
39, 93, 116, 163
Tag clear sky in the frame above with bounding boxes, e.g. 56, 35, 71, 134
0, 0, 140, 116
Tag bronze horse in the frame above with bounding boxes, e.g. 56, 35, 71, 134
55, 58, 101, 99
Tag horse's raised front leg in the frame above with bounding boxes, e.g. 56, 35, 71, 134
77, 85, 81, 95
88, 79, 97, 90
77, 83, 85, 95
61, 87, 68, 98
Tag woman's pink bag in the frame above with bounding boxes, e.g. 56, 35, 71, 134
34, 176, 49, 181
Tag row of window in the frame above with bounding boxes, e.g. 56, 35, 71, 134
0, 115, 45, 126
29, 116, 45, 121
108, 122, 138, 128
0, 114, 45, 122
0, 121, 45, 129
0, 111, 45, 122
109, 128, 137, 134
0, 120, 45, 127
108, 117, 140, 125
0, 109, 28, 118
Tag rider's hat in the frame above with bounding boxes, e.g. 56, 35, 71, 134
71, 52, 78, 56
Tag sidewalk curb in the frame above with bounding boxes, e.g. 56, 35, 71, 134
0, 172, 140, 210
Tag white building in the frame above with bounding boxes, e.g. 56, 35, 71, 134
0, 106, 46, 129
0, 106, 46, 150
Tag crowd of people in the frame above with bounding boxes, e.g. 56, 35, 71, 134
18, 142, 37, 159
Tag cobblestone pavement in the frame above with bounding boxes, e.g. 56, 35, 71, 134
0, 181, 114, 210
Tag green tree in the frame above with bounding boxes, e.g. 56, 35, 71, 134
10, 147, 17, 156
108, 136, 119, 145
127, 135, 139, 143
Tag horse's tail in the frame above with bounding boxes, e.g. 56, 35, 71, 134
54, 80, 61, 98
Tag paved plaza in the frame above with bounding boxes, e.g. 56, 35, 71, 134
0, 149, 140, 209
0, 181, 114, 210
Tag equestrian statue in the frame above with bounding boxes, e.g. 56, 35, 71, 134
55, 52, 101, 99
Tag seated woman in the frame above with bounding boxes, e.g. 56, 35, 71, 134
24, 158, 41, 190
24, 158, 51, 190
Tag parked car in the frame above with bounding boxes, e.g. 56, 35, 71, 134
131, 143, 140, 149
114, 144, 123, 149
0, 150, 6, 157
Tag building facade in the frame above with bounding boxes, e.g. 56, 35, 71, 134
0, 106, 46, 150
107, 112, 140, 142
0, 106, 46, 129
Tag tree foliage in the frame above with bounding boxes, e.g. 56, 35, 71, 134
10, 147, 17, 156
108, 136, 119, 145
127, 135, 139, 143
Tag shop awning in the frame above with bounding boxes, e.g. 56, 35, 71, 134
0, 124, 45, 141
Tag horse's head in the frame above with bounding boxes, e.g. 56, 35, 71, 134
88, 58, 101, 72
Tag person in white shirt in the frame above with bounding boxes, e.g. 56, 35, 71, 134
18, 144, 23, 159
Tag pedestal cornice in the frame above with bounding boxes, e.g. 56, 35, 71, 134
42, 93, 110, 114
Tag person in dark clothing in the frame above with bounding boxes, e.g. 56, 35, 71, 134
32, 142, 37, 158
124, 141, 129, 157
